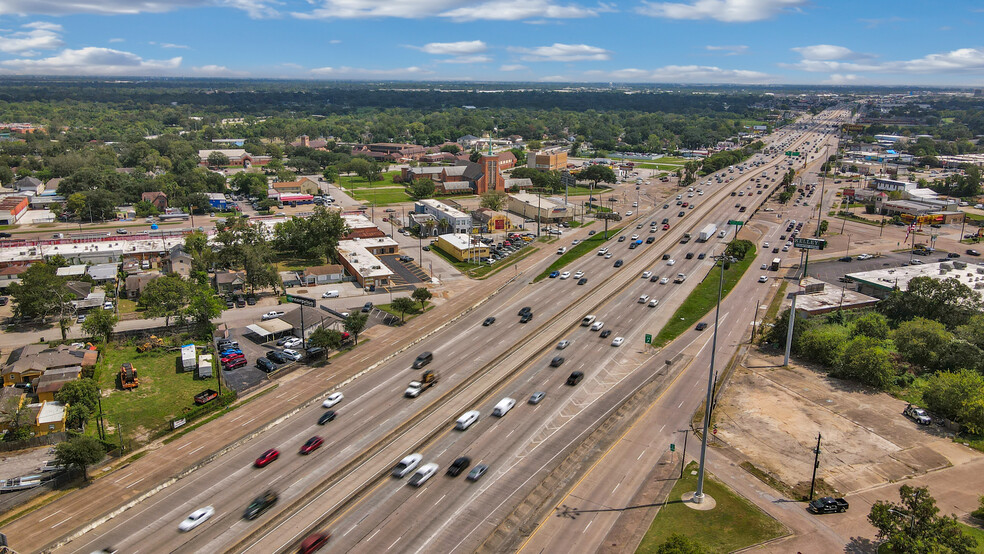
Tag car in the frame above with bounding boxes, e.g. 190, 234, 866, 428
650, 274, 660, 282
590, 320, 605, 331
662, 253, 671, 260
759, 275, 769, 283
678, 211, 685, 217
577, 277, 588, 285
299, 436, 324, 454
685, 252, 694, 259
618, 236, 626, 243
698, 253, 706, 259
103, 301, 114, 311
422, 245, 430, 251
549, 271, 560, 278
256, 357, 276, 372
763, 242, 770, 249
666, 259, 676, 266
482, 316, 496, 327
663, 224, 670, 230
282, 337, 302, 349
557, 340, 570, 349
642, 271, 652, 279
221, 353, 244, 364
600, 329, 612, 338
317, 410, 336, 424
520, 312, 533, 323
663, 204, 670, 209
611, 337, 624, 347
528, 391, 546, 405
556, 247, 567, 255
518, 306, 532, 316
322, 289, 340, 298
560, 271, 571, 279
838, 256, 852, 262
243, 490, 278, 520
613, 259, 623, 268
322, 392, 344, 408
695, 322, 709, 331
76, 314, 87, 324
648, 298, 659, 307
573, 270, 584, 279
224, 358, 247, 370
659, 277, 669, 284
760, 263, 768, 270
261, 311, 284, 321
808, 497, 850, 514
967, 249, 981, 256
362, 301, 373, 312
631, 234, 640, 240
447, 456, 472, 477
638, 294, 650, 303
646, 236, 656, 244
178, 506, 215, 532
116, 228, 128, 235
266, 350, 286, 364
281, 349, 302, 361
588, 230, 596, 235
466, 464, 489, 481
571, 239, 580, 246
625, 211, 633, 216
254, 449, 280, 468
773, 247, 780, 253
948, 252, 961, 258
550, 356, 565, 367
904, 404, 932, 425
391, 453, 423, 478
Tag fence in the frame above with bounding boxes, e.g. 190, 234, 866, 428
111, 323, 195, 341
0, 432, 66, 453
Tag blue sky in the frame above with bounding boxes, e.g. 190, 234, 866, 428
0, 0, 982, 85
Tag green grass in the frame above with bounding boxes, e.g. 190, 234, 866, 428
94, 343, 221, 441
964, 213, 984, 222
636, 462, 786, 553
533, 226, 624, 282
429, 242, 535, 278
376, 302, 432, 322
763, 281, 788, 326
116, 299, 139, 314
346, 188, 411, 205
958, 523, 984, 553
337, 171, 403, 189
638, 163, 685, 170
652, 246, 757, 347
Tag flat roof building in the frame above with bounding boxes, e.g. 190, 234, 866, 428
507, 192, 570, 222
337, 237, 397, 289
846, 261, 984, 299
436, 233, 489, 262
415, 199, 472, 234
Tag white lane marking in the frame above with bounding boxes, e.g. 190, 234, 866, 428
124, 477, 145, 488
50, 516, 72, 528
38, 510, 61, 522
241, 417, 256, 427
658, 424, 665, 434
612, 483, 620, 495
389, 538, 402, 551
366, 529, 380, 543
434, 493, 446, 506
176, 442, 192, 450
188, 445, 206, 455
677, 400, 684, 409
582, 519, 594, 534
637, 449, 646, 460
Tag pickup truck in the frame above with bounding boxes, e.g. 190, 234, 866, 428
404, 370, 438, 398
261, 311, 284, 321
808, 497, 849, 514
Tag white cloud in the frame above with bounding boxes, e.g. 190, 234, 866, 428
538, 75, 570, 82
500, 64, 528, 71
791, 44, 867, 61
329, 39, 342, 44
637, 0, 806, 22
438, 55, 492, 64
416, 40, 487, 55
193, 65, 248, 77
293, 0, 602, 21
787, 45, 984, 75
705, 44, 748, 56
585, 64, 771, 83
0, 21, 64, 54
510, 43, 611, 62
825, 74, 861, 85
309, 65, 434, 78
160, 43, 190, 49
0, 0, 278, 18
1, 47, 181, 75
108, 38, 125, 43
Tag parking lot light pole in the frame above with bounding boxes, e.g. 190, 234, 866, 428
694, 254, 728, 503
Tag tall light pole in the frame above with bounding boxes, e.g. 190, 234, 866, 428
693, 253, 730, 503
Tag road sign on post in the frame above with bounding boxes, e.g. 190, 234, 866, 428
793, 237, 827, 250
285, 294, 317, 307
727, 219, 744, 227
670, 443, 675, 452
560, 170, 576, 188
645, 334, 652, 344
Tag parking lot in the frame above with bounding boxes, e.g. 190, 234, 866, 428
378, 253, 428, 286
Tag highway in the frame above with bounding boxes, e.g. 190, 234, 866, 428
23, 109, 849, 554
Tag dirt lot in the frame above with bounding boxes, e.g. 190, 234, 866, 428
714, 349, 980, 497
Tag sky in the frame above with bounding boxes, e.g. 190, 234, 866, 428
0, 0, 982, 86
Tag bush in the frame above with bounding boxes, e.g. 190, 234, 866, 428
799, 324, 849, 367
973, 496, 984, 521
851, 312, 890, 340
834, 336, 896, 389
922, 369, 984, 430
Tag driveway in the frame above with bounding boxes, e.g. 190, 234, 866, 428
378, 253, 427, 286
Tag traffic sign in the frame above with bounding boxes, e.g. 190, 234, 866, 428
727, 219, 744, 227
670, 443, 676, 452
793, 237, 827, 250
561, 170, 576, 188
285, 294, 317, 307
645, 334, 652, 344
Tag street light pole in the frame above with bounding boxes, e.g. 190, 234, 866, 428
694, 254, 727, 503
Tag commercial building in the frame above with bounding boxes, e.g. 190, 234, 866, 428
507, 192, 570, 223
529, 151, 568, 171
0, 196, 29, 225
197, 149, 271, 168
472, 208, 512, 233
351, 143, 426, 162
872, 178, 917, 193
341, 213, 387, 240
336, 237, 398, 289
436, 233, 489, 262
846, 261, 984, 299
414, 199, 472, 234
206, 193, 227, 210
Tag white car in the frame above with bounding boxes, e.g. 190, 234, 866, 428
666, 259, 676, 266
659, 277, 670, 284
178, 506, 215, 532
261, 311, 284, 321
631, 234, 639, 240
557, 247, 567, 255
604, 253, 613, 259
632, 202, 638, 207
641, 271, 652, 279
763, 242, 770, 248
760, 263, 768, 270
282, 337, 302, 349
648, 299, 659, 307
573, 270, 584, 279
590, 321, 605, 331
857, 253, 873, 260
322, 290, 339, 298
281, 348, 302, 361
557, 340, 571, 349
559, 271, 571, 280
625, 211, 633, 216
611, 337, 625, 347
638, 294, 649, 304
322, 392, 344, 408
758, 275, 769, 283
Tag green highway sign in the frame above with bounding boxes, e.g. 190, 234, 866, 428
785, 151, 801, 156
793, 237, 827, 250
727, 219, 744, 226
645, 334, 652, 344
285, 294, 317, 307
670, 443, 676, 452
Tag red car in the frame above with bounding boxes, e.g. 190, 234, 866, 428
299, 436, 324, 455
662, 224, 670, 230
254, 449, 280, 467
299, 532, 331, 553
223, 358, 247, 370
221, 353, 244, 364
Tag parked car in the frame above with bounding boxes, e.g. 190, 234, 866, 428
266, 350, 286, 364
808, 497, 849, 514
904, 404, 932, 425
256, 357, 275, 372
261, 311, 284, 321
362, 302, 373, 312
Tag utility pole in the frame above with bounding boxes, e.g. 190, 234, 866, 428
694, 254, 728, 504
783, 292, 798, 366
809, 433, 822, 500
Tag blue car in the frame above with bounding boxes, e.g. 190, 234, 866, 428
549, 271, 560, 278
220, 349, 242, 356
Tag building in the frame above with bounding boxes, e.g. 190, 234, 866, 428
401, 164, 482, 195
140, 191, 167, 211
475, 152, 506, 195
336, 238, 397, 289
2, 344, 98, 387
290, 135, 332, 149
27, 401, 67, 436
472, 208, 512, 233
197, 149, 271, 168
846, 261, 984, 299
0, 196, 29, 225
341, 213, 387, 240
164, 244, 194, 279
55, 265, 87, 279
301, 264, 345, 285
507, 192, 569, 222
504, 178, 533, 191
272, 178, 320, 195
414, 199, 472, 234
214, 270, 245, 294
13, 176, 43, 195
351, 143, 426, 162
872, 178, 917, 193
87, 263, 119, 284
34, 367, 82, 402
206, 193, 228, 210
124, 271, 161, 300
436, 234, 489, 262
791, 277, 879, 317
529, 151, 568, 171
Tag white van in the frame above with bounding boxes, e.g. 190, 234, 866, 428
597, 247, 608, 256
581, 315, 596, 326
455, 410, 480, 430
492, 397, 515, 417
322, 290, 339, 298
408, 463, 439, 487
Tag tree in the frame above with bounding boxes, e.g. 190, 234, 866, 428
185, 284, 224, 337
230, 172, 268, 198
798, 324, 849, 368
206, 151, 229, 168
308, 327, 344, 350
343, 312, 368, 345
922, 369, 984, 432
391, 296, 416, 323
57, 378, 100, 429
440, 144, 462, 154
408, 178, 436, 200
1, 393, 32, 442
580, 165, 617, 188
412, 287, 432, 311
954, 314, 984, 351
322, 166, 338, 184
356, 161, 383, 191
0, 165, 14, 186
880, 277, 982, 329
868, 485, 976, 554
836, 335, 895, 388
134, 200, 160, 218
851, 312, 890, 340
654, 534, 704, 554
272, 206, 348, 262
138, 274, 189, 326
818, 219, 829, 235
65, 192, 87, 220
54, 434, 106, 481
82, 308, 118, 343
480, 190, 508, 211
8, 262, 74, 321
893, 318, 952, 370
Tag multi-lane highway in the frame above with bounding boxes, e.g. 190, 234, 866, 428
13, 108, 850, 554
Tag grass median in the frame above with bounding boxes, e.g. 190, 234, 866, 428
636, 461, 786, 553
533, 226, 624, 282
651, 245, 757, 347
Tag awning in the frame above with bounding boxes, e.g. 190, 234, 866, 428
245, 318, 293, 337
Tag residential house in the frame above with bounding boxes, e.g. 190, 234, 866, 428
214, 270, 245, 294
165, 244, 194, 279
272, 178, 320, 196
124, 271, 161, 300
86, 263, 119, 284
56, 264, 87, 279
64, 281, 92, 300
141, 191, 168, 211
0, 265, 28, 288
34, 367, 82, 402
301, 264, 345, 285
2, 344, 98, 387
13, 176, 43, 195
279, 271, 301, 288
24, 401, 67, 436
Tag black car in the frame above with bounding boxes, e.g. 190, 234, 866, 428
697, 253, 706, 259
520, 312, 533, 323
257, 357, 276, 372
650, 274, 660, 282
318, 411, 336, 424
967, 249, 981, 256
577, 278, 588, 285
246, 296, 257, 306
0, 232, 11, 238
947, 252, 961, 258
678, 211, 685, 217
646, 237, 655, 244
839, 256, 852, 262
685, 252, 694, 259
662, 253, 671, 260
613, 259, 623, 268
661, 218, 669, 225
483, 316, 496, 326
695, 322, 708, 331
362, 302, 373, 312
550, 356, 565, 367
243, 490, 278, 520
266, 351, 286, 364
772, 247, 780, 253
447, 456, 471, 477
600, 329, 612, 338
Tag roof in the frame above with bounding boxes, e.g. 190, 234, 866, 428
847, 261, 984, 293
0, 196, 28, 210
337, 239, 396, 280
417, 198, 469, 219
441, 181, 472, 191
37, 401, 65, 425
303, 264, 344, 277
3, 345, 96, 376
198, 148, 247, 159
0, 265, 28, 276
504, 178, 533, 189
273, 180, 303, 189
87, 263, 119, 281
56, 264, 87, 277
215, 270, 244, 285
246, 318, 293, 337
438, 233, 485, 250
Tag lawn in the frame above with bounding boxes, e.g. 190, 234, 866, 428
346, 187, 411, 206
94, 343, 221, 442
652, 246, 757, 347
337, 171, 403, 189
429, 241, 536, 278
376, 302, 433, 323
638, 163, 685, 171
534, 226, 624, 282
636, 462, 786, 553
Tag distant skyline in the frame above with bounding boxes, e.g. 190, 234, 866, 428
0, 0, 982, 86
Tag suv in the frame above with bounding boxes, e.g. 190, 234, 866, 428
446, 456, 471, 477
566, 371, 584, 386
256, 357, 276, 372
412, 351, 433, 369
903, 404, 932, 425
243, 490, 278, 520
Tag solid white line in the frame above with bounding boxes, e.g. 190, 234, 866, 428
50, 516, 72, 528
637, 449, 646, 460
366, 529, 380, 543
38, 510, 61, 522
582, 520, 593, 534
